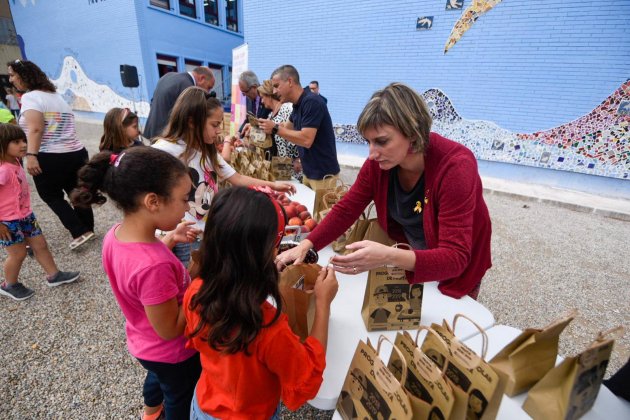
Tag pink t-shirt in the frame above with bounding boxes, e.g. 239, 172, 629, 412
102, 224, 196, 363
0, 159, 31, 221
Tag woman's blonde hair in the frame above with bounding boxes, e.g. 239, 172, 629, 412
257, 79, 280, 101
357, 82, 432, 153
159, 86, 223, 171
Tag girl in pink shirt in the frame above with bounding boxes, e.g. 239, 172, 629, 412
71, 147, 202, 420
0, 124, 80, 301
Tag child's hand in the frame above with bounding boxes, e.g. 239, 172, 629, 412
272, 181, 296, 195
314, 265, 338, 307
172, 221, 201, 244
0, 223, 11, 242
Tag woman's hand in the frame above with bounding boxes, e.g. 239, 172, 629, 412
275, 239, 313, 270
330, 240, 394, 274
0, 224, 11, 242
25, 155, 42, 176
272, 181, 296, 195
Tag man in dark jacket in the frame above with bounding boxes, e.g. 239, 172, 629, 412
144, 67, 215, 139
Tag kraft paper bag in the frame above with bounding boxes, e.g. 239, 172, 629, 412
337, 336, 413, 420
271, 155, 293, 180
247, 114, 272, 149
523, 327, 622, 420
313, 175, 343, 221
489, 312, 575, 396
318, 191, 341, 222
334, 202, 376, 255
388, 327, 456, 420
278, 263, 320, 341
420, 314, 503, 420
361, 224, 424, 331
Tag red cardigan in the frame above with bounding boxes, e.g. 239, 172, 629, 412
308, 133, 492, 298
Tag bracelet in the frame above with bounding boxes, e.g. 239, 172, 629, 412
25, 152, 38, 157
223, 140, 233, 145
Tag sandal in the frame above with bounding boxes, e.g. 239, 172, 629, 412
69, 232, 95, 250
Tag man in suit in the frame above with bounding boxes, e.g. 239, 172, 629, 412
237, 70, 271, 136
144, 66, 215, 139
308, 80, 327, 104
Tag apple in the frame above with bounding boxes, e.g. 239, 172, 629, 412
304, 218, 317, 231
288, 217, 303, 226
284, 205, 298, 219
299, 211, 311, 221
295, 204, 308, 213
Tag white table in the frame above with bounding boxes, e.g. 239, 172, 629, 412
462, 325, 630, 419
286, 182, 496, 410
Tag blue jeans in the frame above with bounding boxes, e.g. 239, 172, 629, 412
173, 242, 192, 268
137, 353, 201, 420
190, 388, 281, 420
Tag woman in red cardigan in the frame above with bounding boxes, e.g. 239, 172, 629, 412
277, 83, 492, 299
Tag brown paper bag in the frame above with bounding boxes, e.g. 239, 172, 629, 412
247, 114, 272, 149
489, 312, 575, 396
361, 224, 423, 331
312, 175, 343, 221
421, 314, 503, 420
388, 327, 456, 420
337, 202, 376, 255
337, 336, 413, 420
523, 327, 622, 420
271, 155, 293, 180
278, 263, 320, 341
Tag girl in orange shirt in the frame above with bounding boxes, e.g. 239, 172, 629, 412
184, 187, 338, 419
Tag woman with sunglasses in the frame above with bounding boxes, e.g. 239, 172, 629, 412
152, 87, 296, 267
7, 59, 95, 250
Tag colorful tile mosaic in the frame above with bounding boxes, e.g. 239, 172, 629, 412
333, 81, 630, 180
444, 0, 503, 53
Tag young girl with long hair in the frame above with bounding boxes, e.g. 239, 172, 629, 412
0, 124, 79, 301
184, 186, 338, 419
71, 147, 202, 420
152, 86, 296, 266
99, 107, 143, 153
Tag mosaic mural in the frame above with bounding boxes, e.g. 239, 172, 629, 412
51, 56, 150, 117
333, 81, 630, 180
444, 0, 503, 53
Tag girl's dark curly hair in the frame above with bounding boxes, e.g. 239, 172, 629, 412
7, 60, 56, 92
70, 147, 188, 213
189, 187, 283, 355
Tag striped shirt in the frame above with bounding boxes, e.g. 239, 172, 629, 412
19, 91, 83, 153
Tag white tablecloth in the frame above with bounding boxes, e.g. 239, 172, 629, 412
286, 182, 496, 410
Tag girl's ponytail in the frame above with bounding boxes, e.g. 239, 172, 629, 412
71, 151, 114, 208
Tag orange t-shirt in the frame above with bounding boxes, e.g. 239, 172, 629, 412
184, 278, 326, 419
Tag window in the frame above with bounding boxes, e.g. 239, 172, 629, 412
150, 0, 170, 9
179, 0, 196, 18
185, 59, 203, 73
156, 54, 178, 77
226, 0, 238, 32
209, 65, 224, 100
203, 0, 219, 26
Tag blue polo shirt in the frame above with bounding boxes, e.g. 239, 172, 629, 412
289, 90, 340, 180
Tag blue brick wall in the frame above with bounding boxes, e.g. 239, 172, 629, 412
244, 0, 630, 133
9, 0, 143, 100
9, 0, 244, 115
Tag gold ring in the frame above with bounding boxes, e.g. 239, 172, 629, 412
353, 266, 357, 273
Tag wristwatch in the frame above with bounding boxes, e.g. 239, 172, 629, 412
25, 152, 38, 157
271, 124, 279, 136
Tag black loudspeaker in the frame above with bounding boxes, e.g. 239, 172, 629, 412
120, 64, 139, 88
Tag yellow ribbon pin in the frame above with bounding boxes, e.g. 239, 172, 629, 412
414, 201, 423, 214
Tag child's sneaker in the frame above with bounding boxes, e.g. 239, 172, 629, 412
0, 282, 35, 301
47, 271, 80, 287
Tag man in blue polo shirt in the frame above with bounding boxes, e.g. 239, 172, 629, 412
258, 65, 340, 189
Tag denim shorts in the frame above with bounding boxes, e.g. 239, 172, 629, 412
190, 388, 281, 420
0, 212, 43, 247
